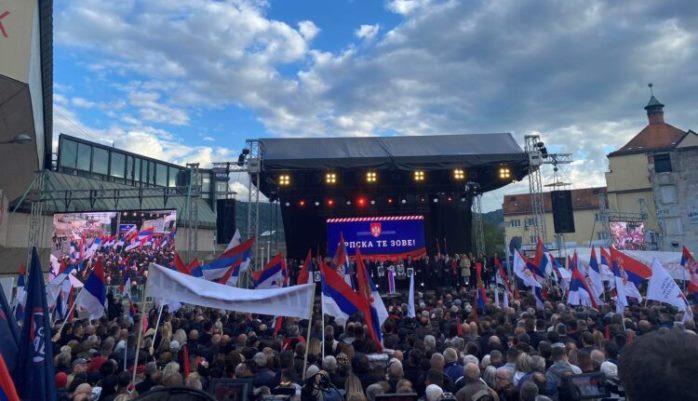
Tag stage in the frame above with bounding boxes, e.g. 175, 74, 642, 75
251, 134, 528, 259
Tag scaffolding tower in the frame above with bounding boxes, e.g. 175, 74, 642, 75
525, 135, 548, 244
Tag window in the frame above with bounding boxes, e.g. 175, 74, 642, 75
654, 154, 672, 173
156, 163, 167, 186
135, 158, 143, 183
110, 152, 125, 178
168, 167, 179, 187
216, 181, 228, 195
76, 143, 92, 171
665, 217, 683, 236
525, 217, 537, 226
148, 161, 156, 185
125, 156, 134, 182
201, 173, 211, 198
510, 219, 521, 227
529, 236, 537, 244
59, 139, 77, 169
597, 231, 609, 240
660, 185, 677, 204
92, 147, 109, 175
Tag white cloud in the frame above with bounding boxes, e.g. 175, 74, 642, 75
355, 24, 380, 40
298, 20, 320, 41
385, 0, 433, 15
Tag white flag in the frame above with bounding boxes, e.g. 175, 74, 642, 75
225, 229, 242, 252
647, 259, 690, 315
407, 271, 416, 318
147, 263, 314, 319
513, 251, 541, 288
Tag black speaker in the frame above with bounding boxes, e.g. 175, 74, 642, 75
551, 190, 575, 233
216, 199, 237, 244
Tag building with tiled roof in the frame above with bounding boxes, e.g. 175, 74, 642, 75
605, 93, 694, 250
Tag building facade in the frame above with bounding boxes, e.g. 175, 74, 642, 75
605, 95, 695, 251
503, 187, 608, 251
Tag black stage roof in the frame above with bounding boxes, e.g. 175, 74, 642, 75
256, 133, 529, 198
259, 133, 526, 170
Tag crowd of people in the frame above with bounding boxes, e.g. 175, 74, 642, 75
50, 254, 698, 401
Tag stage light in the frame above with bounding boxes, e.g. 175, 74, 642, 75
460, 196, 466, 202
447, 196, 453, 202
278, 174, 291, 186
299, 199, 306, 207
453, 169, 466, 181
284, 202, 290, 207
432, 197, 439, 203
357, 197, 367, 207
327, 199, 335, 207
314, 201, 320, 206
419, 196, 426, 203
387, 197, 394, 205
325, 172, 337, 184
498, 166, 511, 180
370, 199, 376, 205
401, 198, 407, 204
366, 171, 377, 183
414, 170, 425, 182
346, 200, 352, 206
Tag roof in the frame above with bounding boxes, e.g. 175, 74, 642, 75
608, 122, 685, 157
259, 133, 528, 170
644, 95, 664, 110
503, 187, 607, 215
32, 171, 217, 228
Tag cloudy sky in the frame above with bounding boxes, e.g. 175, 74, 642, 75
53, 0, 698, 211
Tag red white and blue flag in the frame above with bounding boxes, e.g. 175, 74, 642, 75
610, 246, 651, 285
568, 252, 598, 309
76, 260, 107, 320
0, 353, 19, 401
12, 264, 26, 323
201, 237, 254, 284
253, 253, 286, 289
355, 248, 388, 346
587, 247, 605, 304
680, 246, 698, 297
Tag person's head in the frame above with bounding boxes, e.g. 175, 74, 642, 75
619, 330, 698, 401
506, 347, 521, 363
163, 371, 183, 387
347, 393, 367, 401
425, 384, 443, 401
464, 362, 480, 383
443, 348, 458, 365
345, 374, 364, 397
72, 358, 89, 374
495, 367, 513, 390
185, 372, 203, 390
253, 352, 268, 369
529, 355, 546, 373
490, 350, 503, 367
520, 381, 539, 401
365, 382, 387, 401
590, 349, 605, 370
551, 346, 567, 362
387, 359, 404, 380
482, 365, 497, 388
515, 353, 531, 373
72, 383, 92, 401
430, 353, 445, 370
322, 356, 337, 374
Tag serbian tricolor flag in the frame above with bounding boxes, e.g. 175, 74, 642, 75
494, 256, 513, 305
201, 237, 254, 284
320, 261, 382, 349
356, 248, 388, 346
333, 233, 353, 288
12, 264, 26, 323
297, 250, 312, 285
610, 246, 651, 285
680, 246, 698, 296
253, 253, 286, 289
587, 247, 605, 304
76, 259, 107, 320
568, 255, 598, 309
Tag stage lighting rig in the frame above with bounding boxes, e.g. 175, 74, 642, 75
414, 170, 425, 182
366, 171, 377, 183
325, 172, 337, 184
278, 174, 291, 186
453, 169, 466, 181
498, 166, 511, 180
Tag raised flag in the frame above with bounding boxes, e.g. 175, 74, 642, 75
647, 259, 691, 319
252, 253, 286, 289
0, 275, 19, 376
355, 249, 386, 348
83, 237, 102, 260
12, 264, 26, 323
611, 260, 628, 315
0, 354, 19, 401
568, 257, 598, 309
475, 262, 488, 313
610, 246, 651, 284
599, 247, 614, 281
76, 260, 107, 320
407, 269, 416, 318
201, 237, 254, 282
495, 256, 512, 307
320, 262, 381, 347
680, 246, 698, 295
513, 250, 541, 288
587, 247, 605, 304
333, 233, 353, 288
224, 229, 242, 252
297, 250, 311, 285
16, 248, 57, 401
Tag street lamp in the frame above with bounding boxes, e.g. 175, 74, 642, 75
0, 134, 32, 145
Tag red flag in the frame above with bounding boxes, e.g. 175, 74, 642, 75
0, 354, 20, 401
456, 318, 462, 336
297, 249, 311, 285
182, 344, 191, 378
174, 252, 190, 275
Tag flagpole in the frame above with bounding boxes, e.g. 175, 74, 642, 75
53, 287, 84, 340
132, 264, 152, 386
321, 284, 325, 360
149, 303, 165, 355
302, 283, 316, 380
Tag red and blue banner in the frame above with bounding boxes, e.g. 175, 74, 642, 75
326, 215, 425, 258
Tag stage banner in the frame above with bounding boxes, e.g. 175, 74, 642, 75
326, 215, 425, 258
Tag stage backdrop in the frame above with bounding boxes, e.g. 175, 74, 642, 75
326, 215, 426, 258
